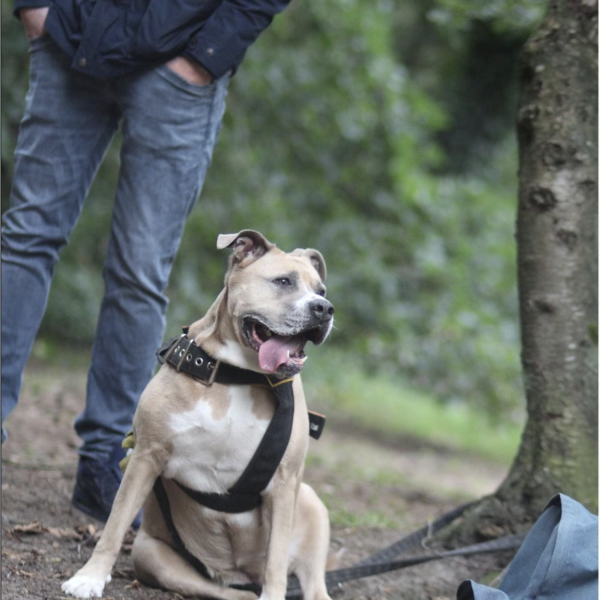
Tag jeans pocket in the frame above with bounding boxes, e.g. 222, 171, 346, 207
29, 34, 53, 53
155, 64, 216, 97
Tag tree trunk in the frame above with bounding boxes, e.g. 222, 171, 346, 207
448, 0, 598, 541
504, 0, 598, 518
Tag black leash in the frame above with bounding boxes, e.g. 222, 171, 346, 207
285, 532, 525, 598
353, 500, 476, 567
280, 501, 524, 598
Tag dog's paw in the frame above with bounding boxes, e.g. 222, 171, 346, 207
61, 573, 111, 598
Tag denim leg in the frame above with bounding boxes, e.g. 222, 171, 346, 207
75, 66, 230, 459
1, 37, 119, 430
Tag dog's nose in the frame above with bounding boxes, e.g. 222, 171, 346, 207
309, 298, 334, 321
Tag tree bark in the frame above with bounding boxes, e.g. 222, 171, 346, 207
505, 0, 598, 518
448, 0, 598, 541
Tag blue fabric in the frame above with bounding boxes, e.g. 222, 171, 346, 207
1, 36, 230, 460
13, 0, 292, 79
457, 494, 598, 600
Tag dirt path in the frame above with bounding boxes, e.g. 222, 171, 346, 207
2, 360, 513, 599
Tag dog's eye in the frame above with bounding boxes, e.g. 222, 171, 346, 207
317, 287, 326, 297
274, 277, 291, 287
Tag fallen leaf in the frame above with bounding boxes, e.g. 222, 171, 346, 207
47, 526, 83, 540
75, 523, 98, 537
125, 580, 142, 590
8, 566, 35, 578
479, 524, 505, 539
11, 520, 83, 540
12, 520, 44, 534
2, 549, 26, 561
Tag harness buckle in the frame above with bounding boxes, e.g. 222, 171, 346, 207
266, 375, 295, 388
197, 359, 221, 386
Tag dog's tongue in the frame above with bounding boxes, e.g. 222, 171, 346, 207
259, 335, 302, 374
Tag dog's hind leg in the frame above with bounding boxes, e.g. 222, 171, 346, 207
132, 530, 258, 600
289, 483, 333, 600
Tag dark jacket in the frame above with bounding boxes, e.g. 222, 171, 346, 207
14, 0, 292, 80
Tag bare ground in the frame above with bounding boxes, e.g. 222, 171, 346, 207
2, 358, 515, 600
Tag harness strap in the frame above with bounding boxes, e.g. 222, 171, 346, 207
230, 379, 294, 496
173, 482, 263, 513
152, 477, 213, 580
153, 477, 264, 595
173, 380, 294, 513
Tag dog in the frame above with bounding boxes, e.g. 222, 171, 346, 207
62, 230, 335, 600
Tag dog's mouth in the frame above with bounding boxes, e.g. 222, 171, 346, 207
242, 317, 327, 376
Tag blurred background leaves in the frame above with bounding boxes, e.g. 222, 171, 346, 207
1, 0, 546, 431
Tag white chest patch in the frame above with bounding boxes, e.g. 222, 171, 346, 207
164, 387, 272, 494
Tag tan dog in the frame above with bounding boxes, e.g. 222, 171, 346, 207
62, 230, 334, 600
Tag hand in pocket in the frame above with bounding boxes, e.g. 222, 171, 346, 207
166, 57, 213, 86
20, 7, 50, 41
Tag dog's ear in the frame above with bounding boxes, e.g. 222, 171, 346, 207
217, 230, 274, 266
291, 248, 327, 281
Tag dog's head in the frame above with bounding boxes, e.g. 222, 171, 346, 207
217, 230, 334, 377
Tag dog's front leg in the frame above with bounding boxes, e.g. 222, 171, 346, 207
260, 480, 297, 600
62, 449, 162, 599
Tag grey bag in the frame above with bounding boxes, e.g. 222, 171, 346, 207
457, 494, 598, 600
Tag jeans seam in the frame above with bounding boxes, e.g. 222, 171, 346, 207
194, 77, 220, 201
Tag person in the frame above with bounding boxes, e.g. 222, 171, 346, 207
1, 0, 292, 527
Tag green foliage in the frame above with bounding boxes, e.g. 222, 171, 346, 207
430, 0, 546, 36
1, 0, 30, 209
303, 348, 522, 464
1, 0, 546, 423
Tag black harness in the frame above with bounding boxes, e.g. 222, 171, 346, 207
154, 329, 325, 509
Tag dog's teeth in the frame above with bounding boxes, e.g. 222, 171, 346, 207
286, 350, 291, 359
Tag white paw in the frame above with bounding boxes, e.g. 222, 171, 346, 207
61, 573, 111, 598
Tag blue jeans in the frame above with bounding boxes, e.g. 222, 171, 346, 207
1, 35, 229, 459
